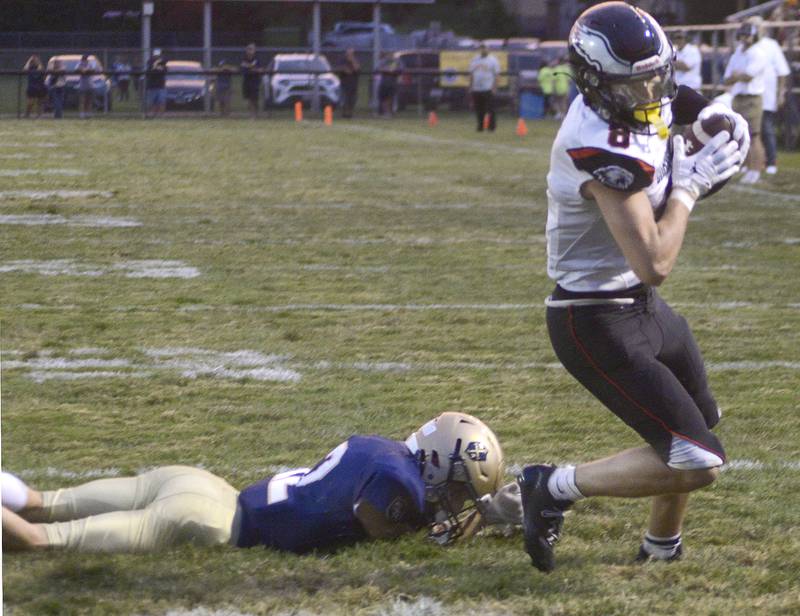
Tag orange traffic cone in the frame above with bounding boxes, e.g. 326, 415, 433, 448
294, 100, 303, 122
428, 110, 438, 127
516, 117, 528, 137
482, 113, 490, 131
323, 105, 333, 125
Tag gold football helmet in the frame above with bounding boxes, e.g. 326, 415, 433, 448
406, 412, 505, 543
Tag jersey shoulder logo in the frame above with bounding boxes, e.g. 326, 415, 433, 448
593, 165, 636, 190
567, 146, 655, 192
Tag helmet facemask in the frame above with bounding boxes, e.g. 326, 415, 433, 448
578, 61, 675, 138
420, 446, 488, 545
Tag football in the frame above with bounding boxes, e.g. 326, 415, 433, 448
683, 113, 736, 155
683, 111, 743, 199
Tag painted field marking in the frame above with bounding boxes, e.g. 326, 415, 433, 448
10, 459, 800, 484
5, 348, 798, 386
0, 214, 141, 228
0, 153, 33, 159
0, 190, 112, 200
0, 259, 200, 279
6, 348, 300, 384
0, 142, 60, 148
0, 168, 86, 177
6, 301, 800, 315
728, 185, 800, 203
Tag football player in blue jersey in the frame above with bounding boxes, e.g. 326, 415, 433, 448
3, 412, 509, 554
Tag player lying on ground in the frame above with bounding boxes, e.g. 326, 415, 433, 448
515, 2, 749, 572
2, 412, 520, 554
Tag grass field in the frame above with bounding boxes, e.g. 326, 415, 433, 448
1, 114, 799, 616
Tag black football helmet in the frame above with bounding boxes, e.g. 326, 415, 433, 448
569, 1, 676, 136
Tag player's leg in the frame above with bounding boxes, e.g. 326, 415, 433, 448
761, 110, 778, 172
24, 465, 199, 522
652, 293, 721, 432
520, 294, 723, 570
3, 507, 48, 550
574, 446, 717, 498
31, 467, 239, 552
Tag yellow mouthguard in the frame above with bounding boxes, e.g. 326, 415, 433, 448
633, 104, 669, 139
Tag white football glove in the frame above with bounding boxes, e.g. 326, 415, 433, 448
698, 102, 751, 162
671, 131, 742, 212
479, 481, 523, 526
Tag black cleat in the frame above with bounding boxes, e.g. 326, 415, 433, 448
517, 464, 572, 572
635, 542, 683, 563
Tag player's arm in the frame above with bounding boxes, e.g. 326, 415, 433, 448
354, 498, 416, 539
353, 472, 424, 540
587, 181, 689, 286
586, 131, 742, 286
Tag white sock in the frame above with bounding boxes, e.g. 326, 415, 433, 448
642, 532, 681, 559
1, 471, 29, 512
547, 465, 584, 502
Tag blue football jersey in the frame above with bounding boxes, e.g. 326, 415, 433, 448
235, 435, 427, 553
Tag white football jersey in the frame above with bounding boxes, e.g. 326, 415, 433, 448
546, 95, 673, 292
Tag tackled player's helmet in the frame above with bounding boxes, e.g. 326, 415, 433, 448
406, 412, 504, 544
569, 1, 675, 137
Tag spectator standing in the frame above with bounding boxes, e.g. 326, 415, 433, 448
552, 58, 571, 120
671, 31, 702, 92
145, 49, 167, 118
377, 53, 399, 117
469, 43, 500, 131
748, 17, 790, 176
338, 48, 360, 118
76, 54, 94, 119
241, 43, 260, 118
46, 59, 67, 119
723, 22, 769, 184
23, 55, 47, 118
537, 61, 555, 118
112, 55, 132, 102
215, 60, 234, 117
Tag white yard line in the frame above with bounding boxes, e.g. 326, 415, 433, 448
6, 301, 800, 314
9, 460, 800, 485
0, 168, 86, 176
4, 348, 798, 386
0, 142, 60, 148
0, 259, 200, 279
0, 190, 112, 200
728, 185, 800, 204
0, 214, 141, 228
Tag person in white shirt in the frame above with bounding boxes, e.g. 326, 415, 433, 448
469, 44, 501, 131
723, 22, 769, 184
747, 17, 791, 175
671, 31, 702, 92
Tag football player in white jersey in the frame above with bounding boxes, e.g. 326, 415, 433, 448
516, 2, 749, 572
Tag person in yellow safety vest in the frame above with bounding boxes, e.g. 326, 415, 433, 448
538, 62, 556, 117
552, 60, 572, 120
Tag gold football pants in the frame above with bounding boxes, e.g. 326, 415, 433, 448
35, 466, 238, 552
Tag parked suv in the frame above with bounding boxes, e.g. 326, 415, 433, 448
263, 54, 340, 108
45, 54, 112, 111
